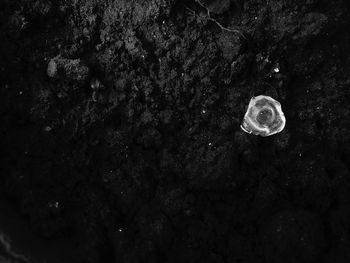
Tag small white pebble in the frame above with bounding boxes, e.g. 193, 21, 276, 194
241, 95, 286, 136
202, 109, 206, 114
47, 59, 57, 77
45, 126, 52, 132
273, 67, 280, 73
49, 201, 60, 208
208, 142, 212, 146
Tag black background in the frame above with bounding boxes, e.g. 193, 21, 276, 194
1, 0, 350, 262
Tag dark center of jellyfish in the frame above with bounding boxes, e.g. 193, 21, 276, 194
256, 108, 273, 125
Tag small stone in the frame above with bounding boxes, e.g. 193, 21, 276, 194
90, 79, 104, 90
241, 95, 286, 137
47, 59, 58, 77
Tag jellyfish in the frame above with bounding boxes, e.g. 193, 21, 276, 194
240, 95, 286, 137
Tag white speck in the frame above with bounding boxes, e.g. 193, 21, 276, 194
49, 201, 60, 208
208, 142, 212, 146
19, 91, 23, 95
44, 126, 52, 132
117, 228, 123, 232
273, 67, 280, 73
162, 21, 165, 24
202, 109, 206, 114
254, 16, 258, 20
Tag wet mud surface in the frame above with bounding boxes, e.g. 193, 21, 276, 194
1, 0, 350, 262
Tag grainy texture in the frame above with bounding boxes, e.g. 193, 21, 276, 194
1, 0, 350, 262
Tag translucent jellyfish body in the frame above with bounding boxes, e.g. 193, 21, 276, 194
240, 95, 286, 137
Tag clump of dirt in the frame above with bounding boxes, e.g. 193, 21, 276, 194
1, 0, 350, 262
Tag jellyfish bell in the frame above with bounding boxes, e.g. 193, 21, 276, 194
240, 95, 286, 137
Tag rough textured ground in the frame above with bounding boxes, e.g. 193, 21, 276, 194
1, 0, 350, 262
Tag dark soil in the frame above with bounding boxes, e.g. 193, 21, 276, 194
1, 0, 350, 262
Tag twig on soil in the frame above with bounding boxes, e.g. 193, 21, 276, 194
0, 233, 29, 262
186, 0, 246, 39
